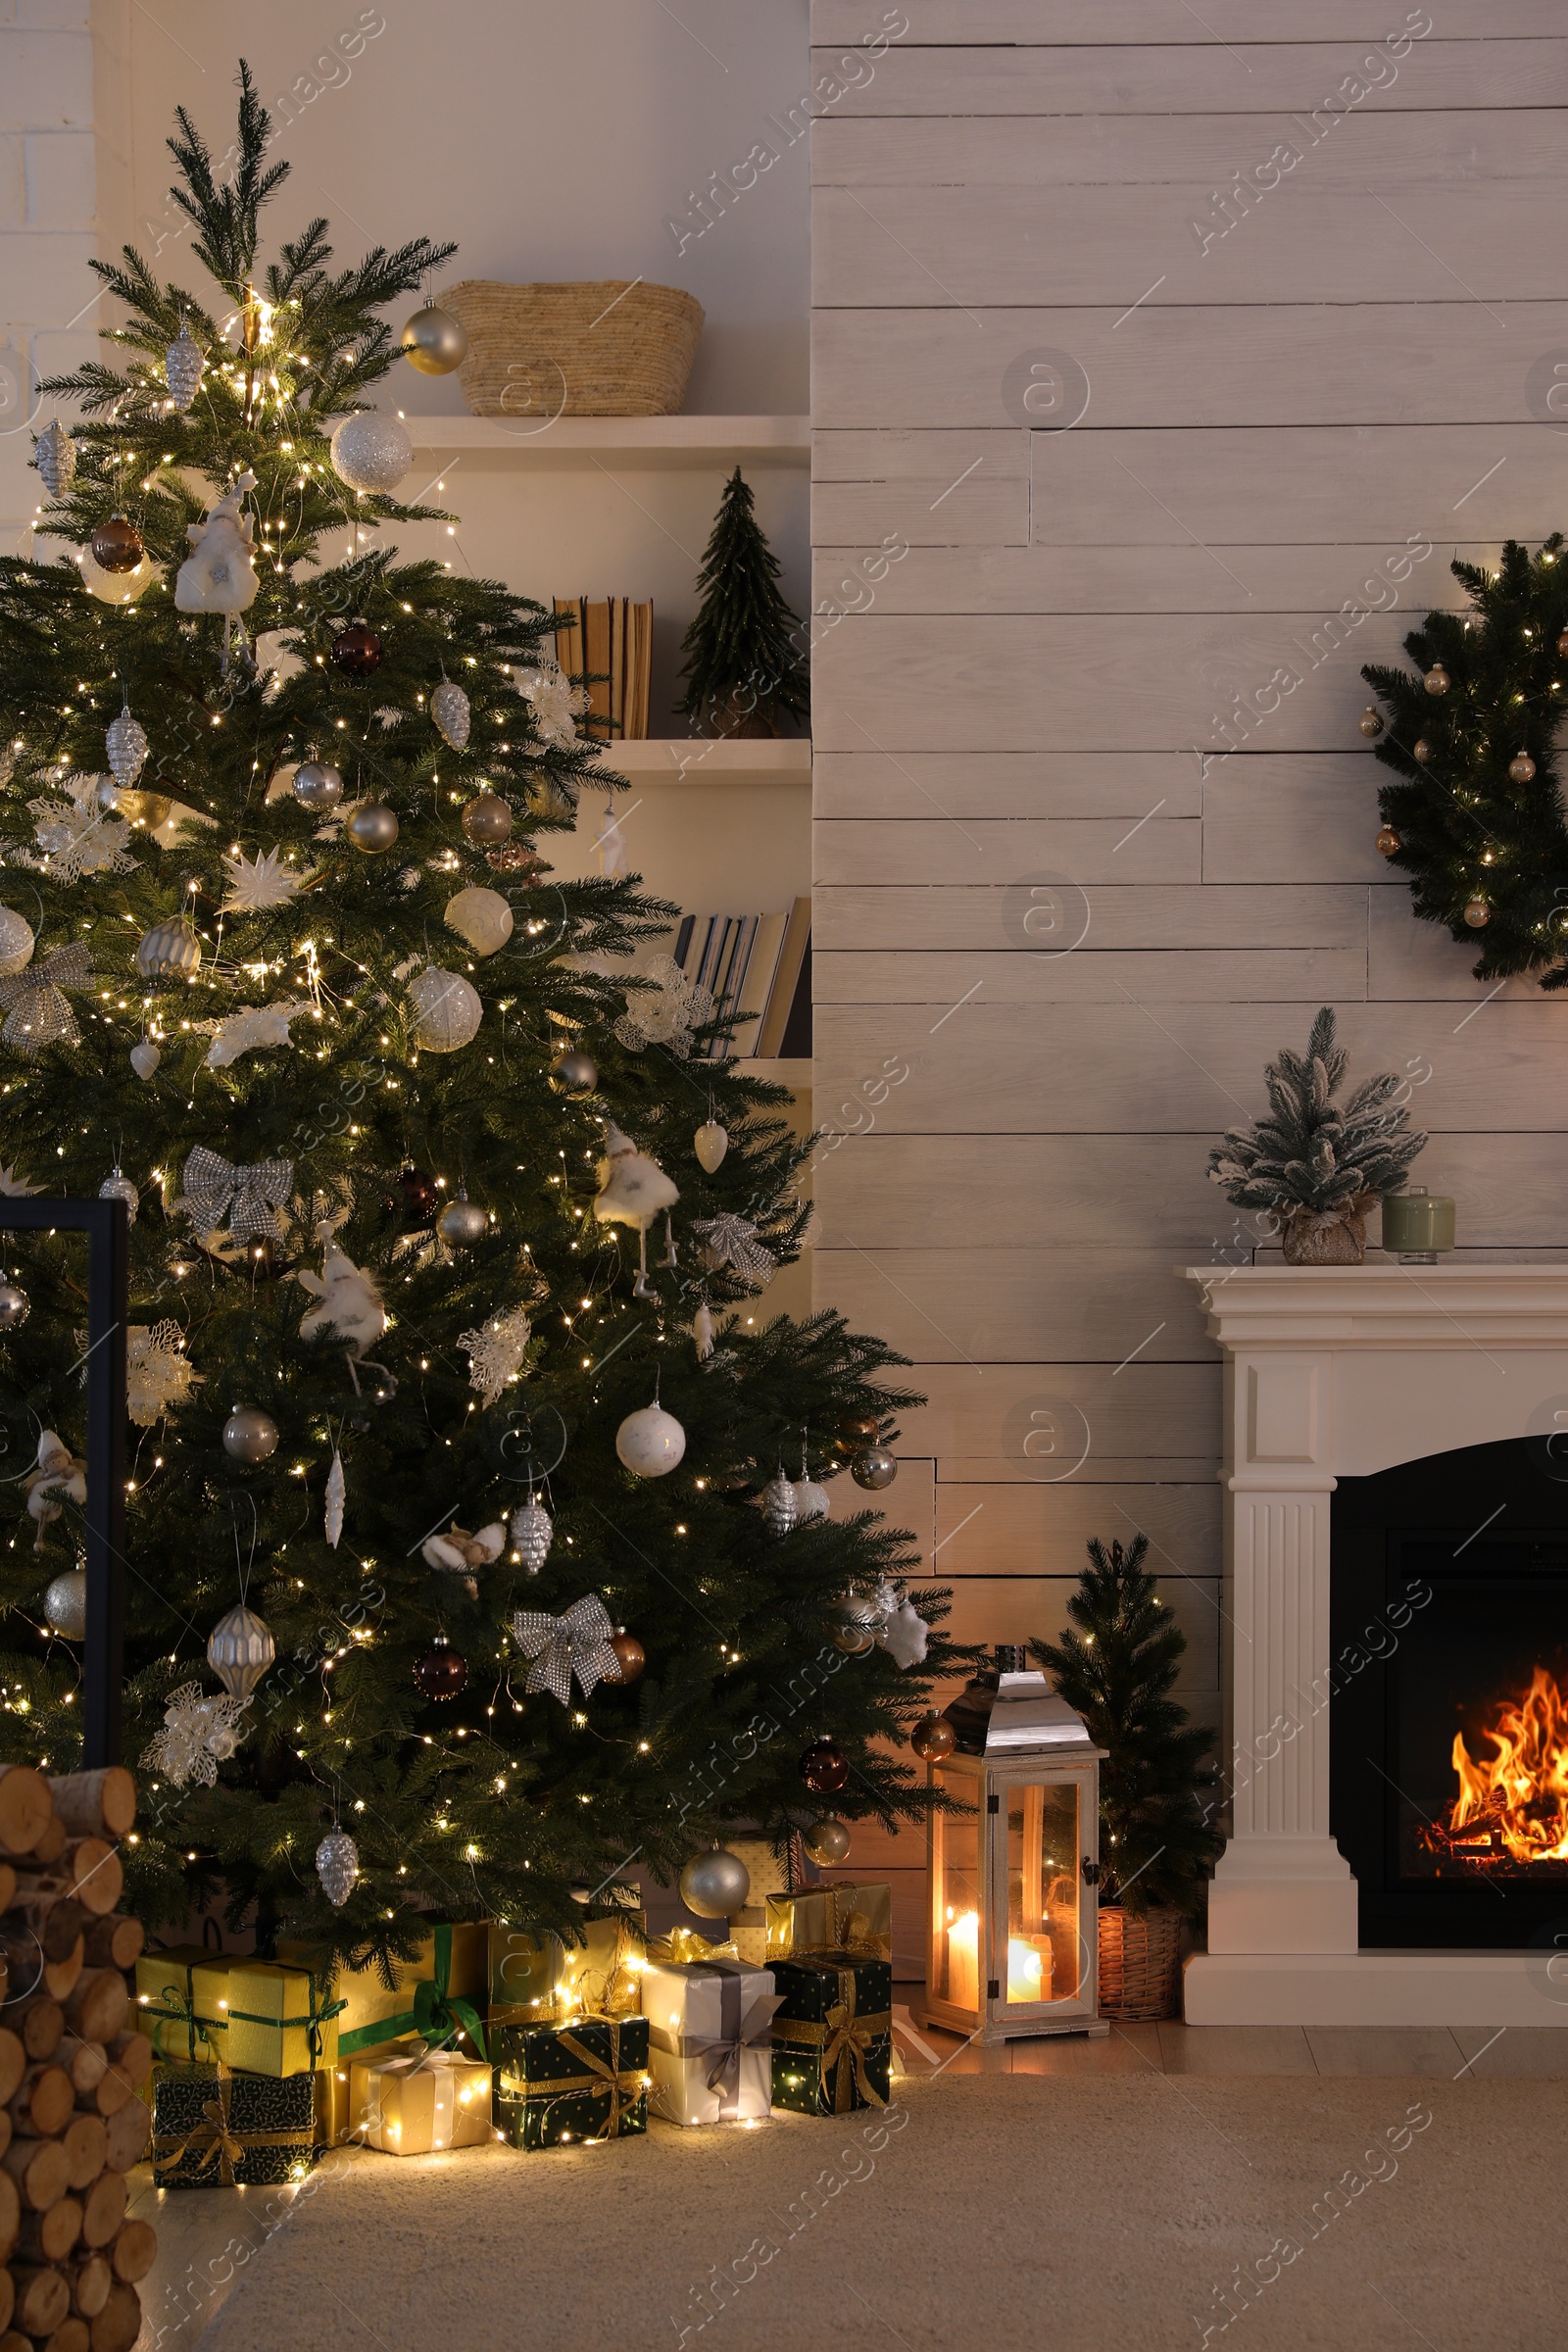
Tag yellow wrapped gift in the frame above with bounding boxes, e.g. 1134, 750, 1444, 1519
726, 1838, 791, 1968
277, 1923, 489, 2071
134, 1946, 232, 2069
351, 2045, 493, 2154
221, 1960, 343, 2079
764, 1882, 892, 1962
490, 1907, 645, 2028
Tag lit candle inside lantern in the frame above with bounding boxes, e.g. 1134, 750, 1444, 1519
947, 1908, 980, 2010
1006, 1935, 1053, 2003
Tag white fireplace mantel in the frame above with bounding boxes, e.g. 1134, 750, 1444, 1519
1182, 1262, 1568, 2028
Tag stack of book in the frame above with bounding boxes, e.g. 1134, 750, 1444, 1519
553, 598, 653, 742
670, 895, 810, 1061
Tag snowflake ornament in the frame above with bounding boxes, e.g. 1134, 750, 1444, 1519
613, 955, 715, 1057
523, 666, 588, 748
198, 1002, 309, 1069
694, 1212, 776, 1286
220, 848, 311, 915
140, 1683, 251, 1789
458, 1305, 532, 1406
125, 1321, 202, 1425
18, 777, 137, 883
0, 1166, 39, 1199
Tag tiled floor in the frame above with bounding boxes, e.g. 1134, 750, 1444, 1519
893, 2008, 1568, 2080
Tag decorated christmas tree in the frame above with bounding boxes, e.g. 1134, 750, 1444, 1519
0, 68, 948, 1970
674, 466, 808, 736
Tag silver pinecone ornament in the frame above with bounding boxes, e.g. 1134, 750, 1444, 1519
105, 706, 149, 789
316, 1828, 360, 1907
35, 419, 76, 499
510, 1492, 553, 1573
165, 320, 206, 412
430, 676, 471, 751
98, 1166, 138, 1226
761, 1471, 798, 1536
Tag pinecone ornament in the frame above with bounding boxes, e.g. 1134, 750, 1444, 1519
106, 707, 148, 789
35, 419, 76, 499
430, 677, 471, 751
316, 1828, 360, 1907
165, 321, 206, 412
761, 1471, 798, 1536
510, 1493, 553, 1573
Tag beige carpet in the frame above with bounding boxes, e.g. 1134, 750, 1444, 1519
195, 2075, 1566, 2352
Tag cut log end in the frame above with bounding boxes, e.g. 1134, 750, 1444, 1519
46, 1773, 135, 1841
0, 1768, 53, 1858
87, 2281, 139, 2352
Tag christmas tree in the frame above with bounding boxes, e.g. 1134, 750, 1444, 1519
674, 467, 808, 736
0, 68, 948, 1970
1031, 1536, 1222, 1917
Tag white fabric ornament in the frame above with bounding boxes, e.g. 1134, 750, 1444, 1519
34, 419, 76, 498
174, 470, 259, 613
594, 801, 628, 880
407, 964, 482, 1052
24, 1431, 85, 1551
694, 1212, 775, 1287
0, 1165, 39, 1198
98, 1166, 138, 1225
444, 887, 513, 956
512, 1592, 620, 1706
693, 1302, 715, 1361
297, 1223, 388, 1363
165, 321, 206, 410
329, 411, 413, 495
430, 677, 470, 750
220, 848, 310, 914
124, 1321, 201, 1425
613, 954, 714, 1057
871, 1581, 930, 1671
105, 709, 148, 789
694, 1120, 728, 1173
458, 1305, 532, 1406
0, 909, 35, 979
0, 941, 92, 1054
523, 667, 587, 748
316, 1828, 360, 1907
792, 1476, 831, 1524
198, 1002, 308, 1069
324, 1448, 346, 1547
422, 1520, 505, 1597
615, 1400, 686, 1478
141, 1683, 250, 1789
510, 1493, 553, 1573
174, 1146, 294, 1246
761, 1472, 798, 1535
593, 1125, 679, 1231
22, 777, 137, 881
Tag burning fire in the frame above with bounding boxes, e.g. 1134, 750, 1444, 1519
1430, 1666, 1568, 1868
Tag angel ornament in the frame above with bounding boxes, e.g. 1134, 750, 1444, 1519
24, 1430, 86, 1552
594, 1124, 679, 1299
296, 1211, 395, 1396
174, 469, 260, 670
421, 1518, 506, 1598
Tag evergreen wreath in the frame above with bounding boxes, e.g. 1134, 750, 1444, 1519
1361, 535, 1568, 987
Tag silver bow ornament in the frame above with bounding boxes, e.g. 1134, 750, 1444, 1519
512, 1592, 619, 1706
174, 1145, 295, 1245
0, 941, 92, 1054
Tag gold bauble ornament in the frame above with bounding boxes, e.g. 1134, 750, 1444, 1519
1375, 825, 1400, 858
401, 300, 468, 376
1463, 896, 1490, 928
461, 791, 514, 847
1557, 629, 1568, 660
1357, 707, 1385, 739
1423, 663, 1450, 696
1508, 750, 1537, 783
1413, 739, 1433, 763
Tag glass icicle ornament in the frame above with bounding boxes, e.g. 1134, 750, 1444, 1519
316, 1827, 360, 1907
510, 1490, 553, 1573
206, 1601, 275, 1700
105, 702, 149, 789
165, 318, 206, 411
430, 675, 470, 750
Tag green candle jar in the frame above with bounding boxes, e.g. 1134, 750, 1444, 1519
1380, 1185, 1456, 1262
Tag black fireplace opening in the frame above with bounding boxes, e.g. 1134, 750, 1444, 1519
1331, 1438, 1568, 1951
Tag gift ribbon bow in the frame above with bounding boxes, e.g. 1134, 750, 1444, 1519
555, 2021, 645, 2140
775, 1964, 890, 2114
337, 1924, 489, 2063
224, 1977, 347, 2067
568, 1912, 644, 2020
512, 1592, 619, 1706
176, 1144, 295, 1245
0, 942, 91, 1054
153, 2066, 307, 2185
147, 1976, 224, 2066
647, 1926, 740, 1966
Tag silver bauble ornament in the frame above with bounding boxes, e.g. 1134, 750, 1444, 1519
401, 300, 468, 376
106, 708, 148, 788
550, 1049, 598, 1097
329, 411, 414, 496
678, 1845, 752, 1920
0, 907, 35, 979
316, 1828, 360, 1908
98, 1167, 138, 1226
436, 1191, 489, 1247
510, 1494, 553, 1574
804, 1816, 853, 1866
408, 965, 482, 1053
129, 1039, 161, 1081
444, 886, 513, 956
461, 790, 513, 847
430, 678, 471, 750
761, 1471, 798, 1536
793, 1477, 831, 1523
206, 1599, 275, 1699
0, 1281, 29, 1331
43, 1568, 87, 1642
346, 802, 399, 854
852, 1445, 899, 1492
34, 419, 76, 499
135, 916, 201, 982
164, 322, 206, 411
293, 759, 344, 812
615, 1401, 686, 1478
694, 1119, 728, 1173
222, 1405, 279, 1464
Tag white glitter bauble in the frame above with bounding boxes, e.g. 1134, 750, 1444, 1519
510, 1494, 553, 1573
0, 908, 35, 979
206, 1600, 275, 1699
43, 1569, 87, 1642
106, 710, 149, 788
444, 886, 513, 956
316, 1828, 360, 1907
615, 1401, 686, 1478
98, 1167, 138, 1225
407, 965, 482, 1053
329, 412, 414, 495
430, 678, 470, 750
792, 1478, 832, 1524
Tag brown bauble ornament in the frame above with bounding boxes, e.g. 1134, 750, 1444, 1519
1463, 896, 1490, 929
608, 1631, 645, 1685
414, 1640, 467, 1700
91, 514, 144, 573
1423, 662, 1450, 696
911, 1710, 956, 1763
803, 1816, 853, 1866
1413, 739, 1433, 762
462, 790, 514, 847
331, 620, 383, 678
1557, 630, 1568, 660
800, 1736, 849, 1795
1375, 825, 1400, 858
834, 1414, 881, 1456
398, 1165, 438, 1227
1357, 706, 1384, 739
1508, 750, 1537, 783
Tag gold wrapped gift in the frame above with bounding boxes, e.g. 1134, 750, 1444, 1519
351, 2046, 493, 2155
277, 1924, 489, 2070
490, 1908, 645, 2028
765, 1882, 892, 1962
134, 1947, 232, 2069
220, 1960, 342, 2079
727, 1838, 791, 1968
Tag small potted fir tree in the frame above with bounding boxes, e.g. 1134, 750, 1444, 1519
1032, 1534, 1223, 2021
675, 466, 808, 738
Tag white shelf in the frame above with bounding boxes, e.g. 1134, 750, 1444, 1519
603, 739, 810, 785
403, 414, 808, 468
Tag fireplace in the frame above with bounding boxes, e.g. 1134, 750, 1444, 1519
1331, 1439, 1568, 1951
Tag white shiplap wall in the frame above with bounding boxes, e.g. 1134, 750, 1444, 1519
808, 1, 1568, 1739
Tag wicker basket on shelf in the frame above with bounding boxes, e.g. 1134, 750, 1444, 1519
443, 280, 704, 417
1097, 1906, 1185, 2021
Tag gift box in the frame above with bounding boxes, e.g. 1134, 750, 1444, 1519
765, 1882, 892, 1963
643, 1957, 780, 2128
135, 1946, 232, 2069
493, 2015, 650, 2150
151, 2065, 318, 2188
490, 1906, 645, 2029
220, 1959, 343, 2079
350, 2046, 493, 2154
726, 1838, 791, 1968
277, 1923, 489, 2072
770, 1952, 893, 2117
646, 1926, 740, 1967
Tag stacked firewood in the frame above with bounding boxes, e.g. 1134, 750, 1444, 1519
0, 1766, 154, 2352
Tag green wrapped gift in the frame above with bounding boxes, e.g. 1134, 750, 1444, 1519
770, 1952, 892, 2117
134, 1946, 231, 2069
151, 2065, 318, 2188
276, 1923, 488, 2069
489, 1907, 645, 2029
493, 2015, 649, 2150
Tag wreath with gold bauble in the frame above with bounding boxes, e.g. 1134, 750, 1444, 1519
1360, 534, 1568, 988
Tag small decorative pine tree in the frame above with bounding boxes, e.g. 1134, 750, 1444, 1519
675, 466, 808, 736
1207, 1006, 1426, 1262
1031, 1535, 1222, 1917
